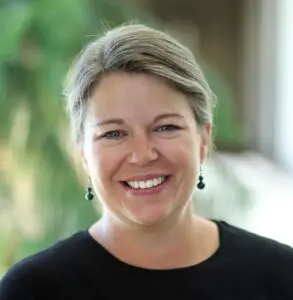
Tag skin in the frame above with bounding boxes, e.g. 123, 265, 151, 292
80, 72, 219, 269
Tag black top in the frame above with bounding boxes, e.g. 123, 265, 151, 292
1, 220, 293, 300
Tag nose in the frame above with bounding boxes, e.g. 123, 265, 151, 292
128, 133, 159, 166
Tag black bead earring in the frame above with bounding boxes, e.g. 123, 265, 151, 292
85, 178, 94, 201
197, 165, 205, 190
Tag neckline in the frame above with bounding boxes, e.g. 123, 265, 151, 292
82, 219, 227, 274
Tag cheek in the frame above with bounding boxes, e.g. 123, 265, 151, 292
159, 136, 199, 168
87, 143, 123, 182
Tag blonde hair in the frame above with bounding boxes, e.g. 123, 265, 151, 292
63, 23, 216, 144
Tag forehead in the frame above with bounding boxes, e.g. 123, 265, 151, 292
88, 72, 194, 122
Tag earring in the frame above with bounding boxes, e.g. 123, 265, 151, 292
197, 165, 205, 190
85, 178, 94, 201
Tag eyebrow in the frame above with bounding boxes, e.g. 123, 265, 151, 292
93, 118, 125, 127
93, 113, 183, 127
153, 113, 184, 122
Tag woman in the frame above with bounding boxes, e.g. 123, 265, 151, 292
1, 23, 293, 300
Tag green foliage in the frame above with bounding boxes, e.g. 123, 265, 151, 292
0, 2, 33, 63
201, 64, 244, 151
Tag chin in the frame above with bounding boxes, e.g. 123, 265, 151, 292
126, 206, 174, 227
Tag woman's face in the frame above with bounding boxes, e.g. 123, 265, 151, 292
82, 72, 210, 226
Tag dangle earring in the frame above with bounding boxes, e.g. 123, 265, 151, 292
197, 164, 205, 190
85, 178, 94, 201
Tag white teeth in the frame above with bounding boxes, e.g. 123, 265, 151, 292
126, 176, 166, 189
139, 181, 146, 189
133, 181, 139, 189
146, 180, 153, 188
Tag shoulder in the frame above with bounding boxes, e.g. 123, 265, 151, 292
211, 220, 293, 298
0, 230, 90, 299
218, 220, 293, 260
217, 220, 293, 289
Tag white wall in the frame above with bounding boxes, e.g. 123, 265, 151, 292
241, 0, 293, 175
275, 0, 293, 174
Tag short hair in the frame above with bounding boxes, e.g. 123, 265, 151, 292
63, 23, 216, 144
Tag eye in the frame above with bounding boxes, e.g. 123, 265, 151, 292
100, 130, 127, 140
155, 124, 181, 132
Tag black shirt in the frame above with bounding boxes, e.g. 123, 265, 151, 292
1, 220, 293, 299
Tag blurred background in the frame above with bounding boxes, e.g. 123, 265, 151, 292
1, 0, 293, 276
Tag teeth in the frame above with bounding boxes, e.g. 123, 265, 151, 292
133, 181, 139, 189
139, 181, 146, 189
146, 180, 152, 188
126, 176, 166, 189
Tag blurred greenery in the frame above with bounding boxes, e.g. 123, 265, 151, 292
0, 0, 244, 275
203, 63, 244, 151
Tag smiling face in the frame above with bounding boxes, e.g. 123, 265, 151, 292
81, 72, 210, 227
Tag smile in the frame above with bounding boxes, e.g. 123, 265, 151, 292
124, 176, 168, 190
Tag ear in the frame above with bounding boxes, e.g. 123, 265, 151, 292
78, 144, 90, 176
200, 123, 212, 163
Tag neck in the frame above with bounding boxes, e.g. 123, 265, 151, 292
89, 207, 219, 270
